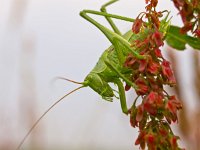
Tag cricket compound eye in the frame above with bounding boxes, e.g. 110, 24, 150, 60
84, 73, 114, 101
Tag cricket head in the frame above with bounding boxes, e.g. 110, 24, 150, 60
83, 73, 114, 102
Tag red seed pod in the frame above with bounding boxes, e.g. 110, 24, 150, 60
147, 60, 160, 75
159, 128, 168, 137
136, 104, 144, 122
151, 30, 164, 47
148, 77, 163, 91
135, 130, 146, 148
170, 136, 179, 150
146, 133, 155, 144
161, 60, 176, 85
139, 59, 148, 72
132, 18, 143, 34
173, 0, 184, 10
125, 84, 131, 91
129, 105, 139, 127
143, 102, 157, 116
152, 0, 158, 7
150, 13, 160, 28
154, 48, 163, 58
124, 53, 136, 68
166, 96, 182, 115
194, 28, 200, 38
192, 0, 199, 7
135, 77, 149, 95
145, 0, 150, 4
180, 22, 194, 34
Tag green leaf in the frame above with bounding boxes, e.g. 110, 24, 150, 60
165, 25, 200, 50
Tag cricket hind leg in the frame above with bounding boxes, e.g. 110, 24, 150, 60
80, 9, 144, 60
104, 58, 137, 90
112, 34, 146, 66
100, 0, 121, 35
114, 78, 128, 114
111, 36, 145, 66
79, 8, 134, 43
104, 60, 137, 115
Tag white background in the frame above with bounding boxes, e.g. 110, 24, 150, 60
0, 0, 194, 149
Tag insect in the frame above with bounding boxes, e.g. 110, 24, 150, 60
16, 0, 171, 149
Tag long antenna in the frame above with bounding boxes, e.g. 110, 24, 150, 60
54, 76, 83, 84
16, 85, 84, 150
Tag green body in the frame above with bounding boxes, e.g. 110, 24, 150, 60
84, 31, 133, 101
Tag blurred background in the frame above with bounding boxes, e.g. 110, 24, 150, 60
0, 0, 199, 149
